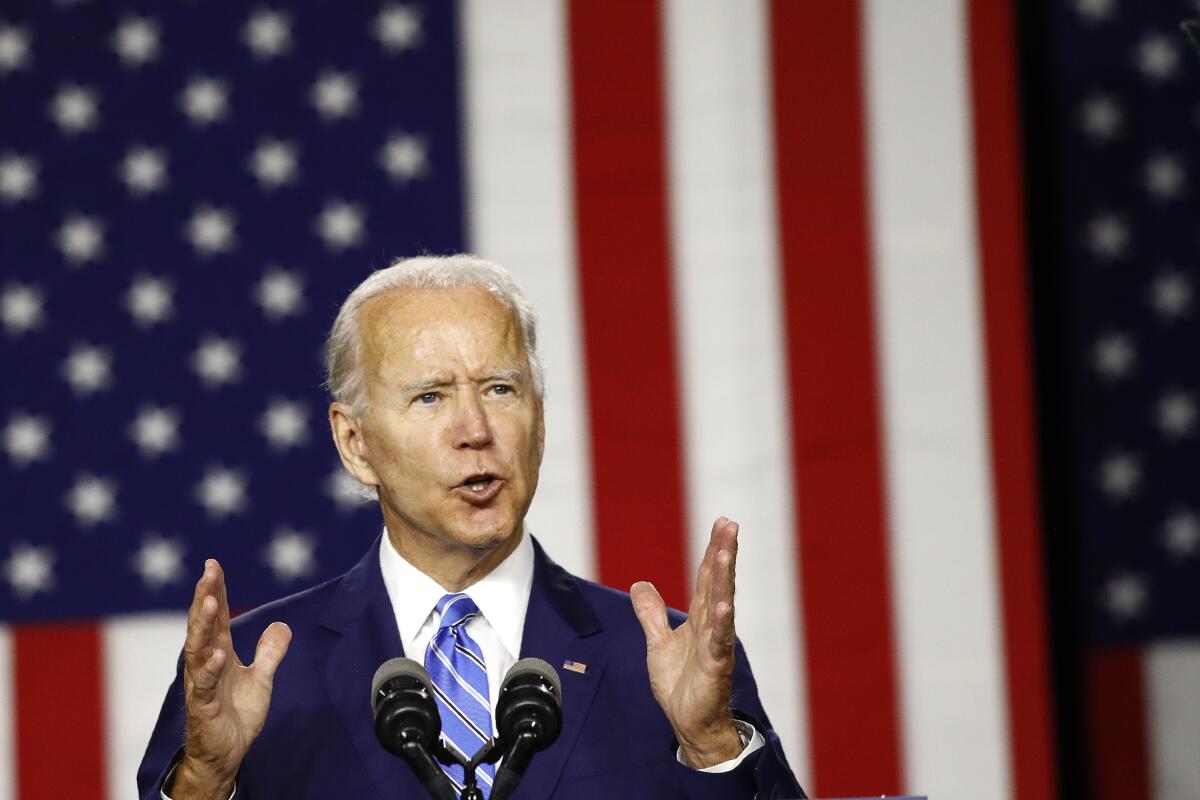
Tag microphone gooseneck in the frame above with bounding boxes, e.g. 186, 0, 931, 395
371, 657, 458, 800
489, 658, 564, 800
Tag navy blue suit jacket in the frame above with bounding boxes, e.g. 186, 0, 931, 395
138, 536, 806, 799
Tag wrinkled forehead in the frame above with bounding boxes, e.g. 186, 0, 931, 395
357, 284, 527, 376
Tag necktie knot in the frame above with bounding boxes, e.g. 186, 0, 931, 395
436, 592, 480, 632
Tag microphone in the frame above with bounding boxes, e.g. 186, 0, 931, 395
371, 658, 457, 800
490, 658, 563, 800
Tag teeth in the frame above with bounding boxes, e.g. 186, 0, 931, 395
466, 478, 490, 490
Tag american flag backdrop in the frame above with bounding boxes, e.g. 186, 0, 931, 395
0, 1, 1197, 799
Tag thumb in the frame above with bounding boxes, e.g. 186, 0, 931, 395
252, 621, 292, 681
630, 581, 670, 646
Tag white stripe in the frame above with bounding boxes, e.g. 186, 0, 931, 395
1146, 643, 1200, 800
459, 0, 595, 582
662, 0, 809, 782
863, 1, 1012, 798
0, 627, 13, 800
103, 613, 187, 800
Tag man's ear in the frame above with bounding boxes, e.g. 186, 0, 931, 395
329, 403, 380, 488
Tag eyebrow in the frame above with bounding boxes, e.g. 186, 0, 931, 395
399, 369, 524, 395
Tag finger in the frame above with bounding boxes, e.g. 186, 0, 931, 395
707, 599, 736, 662
252, 622, 292, 682
630, 581, 670, 646
691, 517, 729, 619
191, 646, 228, 704
708, 524, 738, 607
184, 592, 218, 674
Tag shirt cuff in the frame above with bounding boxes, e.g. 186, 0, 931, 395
675, 719, 765, 773
160, 761, 237, 800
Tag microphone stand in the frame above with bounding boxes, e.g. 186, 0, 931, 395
435, 738, 503, 800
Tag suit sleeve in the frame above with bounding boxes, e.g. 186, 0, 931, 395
671, 638, 807, 799
137, 651, 188, 800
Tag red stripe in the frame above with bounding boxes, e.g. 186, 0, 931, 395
566, 0, 689, 609
15, 623, 107, 798
966, 2, 1059, 798
1086, 648, 1151, 800
769, 2, 903, 794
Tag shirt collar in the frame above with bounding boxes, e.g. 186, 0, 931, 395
378, 527, 534, 660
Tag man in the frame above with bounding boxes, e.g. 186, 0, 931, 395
138, 255, 805, 799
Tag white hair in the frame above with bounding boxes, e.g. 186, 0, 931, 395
324, 253, 545, 417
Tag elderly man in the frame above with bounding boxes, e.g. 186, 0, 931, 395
138, 255, 805, 799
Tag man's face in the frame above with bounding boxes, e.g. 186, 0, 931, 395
348, 285, 544, 556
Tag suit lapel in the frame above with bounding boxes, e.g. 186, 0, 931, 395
514, 538, 608, 800
317, 538, 419, 799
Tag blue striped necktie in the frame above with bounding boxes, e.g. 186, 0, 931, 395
424, 592, 496, 797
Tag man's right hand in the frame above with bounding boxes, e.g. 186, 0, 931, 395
172, 559, 292, 799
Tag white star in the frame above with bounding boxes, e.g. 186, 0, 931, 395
119, 146, 168, 196
1098, 452, 1141, 500
379, 133, 428, 182
316, 200, 365, 250
310, 71, 359, 121
0, 24, 32, 73
260, 399, 309, 449
111, 16, 160, 67
62, 343, 113, 395
1093, 333, 1135, 380
1086, 213, 1128, 259
255, 268, 304, 319
125, 275, 174, 327
243, 9, 291, 59
264, 528, 316, 582
374, 5, 421, 53
1149, 272, 1192, 318
65, 473, 118, 527
192, 336, 242, 387
132, 535, 186, 588
1080, 94, 1122, 141
1104, 573, 1147, 621
4, 544, 54, 598
185, 205, 236, 255
1136, 34, 1179, 81
1164, 510, 1200, 558
56, 214, 105, 265
195, 466, 247, 518
1156, 391, 1196, 438
248, 138, 299, 189
0, 154, 37, 203
1, 284, 44, 335
49, 84, 99, 134
3, 413, 51, 467
1074, 0, 1114, 21
180, 76, 229, 126
1143, 154, 1185, 200
327, 466, 374, 510
129, 405, 181, 458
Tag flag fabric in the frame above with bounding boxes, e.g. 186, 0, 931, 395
1036, 2, 1200, 800
0, 2, 1195, 800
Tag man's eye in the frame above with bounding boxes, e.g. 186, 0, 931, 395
417, 392, 438, 404
490, 384, 511, 395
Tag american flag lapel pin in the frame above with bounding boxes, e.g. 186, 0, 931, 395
562, 659, 587, 675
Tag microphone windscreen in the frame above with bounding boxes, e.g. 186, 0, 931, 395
371, 657, 433, 705
502, 657, 561, 699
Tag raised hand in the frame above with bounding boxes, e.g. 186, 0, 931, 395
172, 560, 292, 799
631, 517, 743, 769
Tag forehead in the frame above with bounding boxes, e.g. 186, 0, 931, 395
357, 284, 525, 376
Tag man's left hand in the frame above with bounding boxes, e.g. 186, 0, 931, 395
631, 516, 743, 769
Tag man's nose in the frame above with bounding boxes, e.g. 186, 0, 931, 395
454, 394, 494, 449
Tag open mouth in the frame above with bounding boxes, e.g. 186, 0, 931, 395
455, 473, 503, 502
